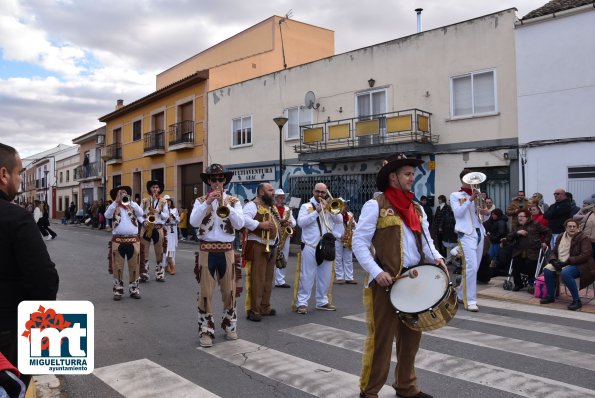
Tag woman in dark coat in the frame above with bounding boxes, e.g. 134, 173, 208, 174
540, 218, 595, 310
504, 209, 550, 291
435, 195, 457, 263
483, 208, 508, 270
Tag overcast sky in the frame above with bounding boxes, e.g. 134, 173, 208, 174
0, 0, 547, 157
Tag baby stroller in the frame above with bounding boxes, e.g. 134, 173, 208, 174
503, 246, 548, 293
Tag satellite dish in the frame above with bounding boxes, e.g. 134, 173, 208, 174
304, 91, 320, 110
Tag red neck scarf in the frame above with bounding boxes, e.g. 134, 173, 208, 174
384, 187, 421, 234
460, 187, 472, 196
343, 212, 350, 224
275, 205, 285, 217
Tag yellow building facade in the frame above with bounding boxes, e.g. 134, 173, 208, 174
100, 72, 208, 210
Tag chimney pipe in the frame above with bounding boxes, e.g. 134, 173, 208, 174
415, 8, 423, 33
116, 99, 124, 110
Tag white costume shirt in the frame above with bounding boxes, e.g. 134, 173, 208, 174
243, 201, 280, 246
352, 199, 442, 283
297, 197, 343, 247
189, 192, 244, 243
105, 202, 144, 236
450, 191, 486, 236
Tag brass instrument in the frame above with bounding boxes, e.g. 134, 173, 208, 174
342, 214, 355, 248
121, 194, 130, 204
462, 171, 487, 217
144, 194, 157, 237
275, 210, 293, 268
325, 190, 345, 215
216, 187, 230, 219
258, 207, 271, 253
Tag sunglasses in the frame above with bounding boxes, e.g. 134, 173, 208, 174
210, 177, 226, 183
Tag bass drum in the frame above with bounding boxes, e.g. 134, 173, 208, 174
389, 264, 458, 332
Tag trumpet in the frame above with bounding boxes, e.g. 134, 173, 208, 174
121, 194, 130, 204
462, 171, 487, 217
325, 190, 345, 215
145, 213, 156, 237
216, 187, 230, 219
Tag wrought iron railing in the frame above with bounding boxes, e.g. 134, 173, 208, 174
104, 143, 122, 161
74, 162, 102, 180
294, 109, 436, 154
168, 120, 194, 146
144, 129, 165, 152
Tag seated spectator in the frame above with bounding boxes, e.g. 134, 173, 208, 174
504, 210, 550, 291
529, 203, 548, 227
574, 198, 594, 260
540, 219, 595, 310
483, 208, 508, 270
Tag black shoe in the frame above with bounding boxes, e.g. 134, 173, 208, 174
51, 235, 57, 240
512, 285, 522, 292
396, 391, 433, 398
247, 311, 262, 322
263, 308, 276, 316
540, 297, 554, 304
567, 300, 582, 311
275, 283, 291, 288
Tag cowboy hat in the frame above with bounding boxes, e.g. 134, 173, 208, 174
146, 180, 164, 194
163, 195, 173, 201
274, 189, 286, 196
110, 185, 132, 201
200, 163, 234, 185
376, 153, 424, 192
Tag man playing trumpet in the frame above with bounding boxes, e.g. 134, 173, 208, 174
273, 189, 296, 288
292, 182, 342, 314
189, 164, 244, 347
243, 183, 280, 321
104, 186, 144, 300
140, 180, 169, 282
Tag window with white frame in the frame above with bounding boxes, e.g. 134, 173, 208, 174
232, 116, 252, 147
356, 89, 387, 119
451, 70, 496, 118
285, 107, 312, 140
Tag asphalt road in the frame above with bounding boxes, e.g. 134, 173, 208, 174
41, 222, 595, 398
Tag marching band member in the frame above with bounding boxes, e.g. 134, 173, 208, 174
352, 154, 443, 398
189, 164, 244, 348
163, 195, 179, 275
243, 183, 280, 321
292, 182, 342, 314
273, 189, 296, 288
104, 186, 144, 300
450, 168, 489, 312
140, 180, 169, 282
333, 200, 357, 285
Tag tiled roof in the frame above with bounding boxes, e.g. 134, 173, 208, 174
523, 0, 594, 19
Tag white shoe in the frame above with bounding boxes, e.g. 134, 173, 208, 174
226, 331, 238, 340
44, 235, 52, 241
199, 335, 213, 347
466, 304, 479, 312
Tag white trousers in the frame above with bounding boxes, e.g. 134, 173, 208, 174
296, 245, 332, 308
274, 239, 291, 285
334, 241, 354, 281
457, 230, 483, 307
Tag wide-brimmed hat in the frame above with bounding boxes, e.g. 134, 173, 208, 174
163, 195, 173, 201
376, 153, 424, 192
146, 180, 164, 194
110, 185, 132, 201
200, 163, 234, 185
274, 189, 286, 196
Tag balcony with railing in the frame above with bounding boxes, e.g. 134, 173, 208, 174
74, 161, 102, 181
144, 129, 165, 156
168, 120, 194, 150
294, 109, 437, 162
104, 143, 122, 164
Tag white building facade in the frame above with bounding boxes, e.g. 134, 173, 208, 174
515, 3, 595, 204
208, 9, 520, 214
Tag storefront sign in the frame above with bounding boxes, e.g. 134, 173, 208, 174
231, 166, 275, 183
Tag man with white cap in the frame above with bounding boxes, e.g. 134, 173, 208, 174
163, 195, 179, 275
333, 199, 357, 284
273, 188, 296, 288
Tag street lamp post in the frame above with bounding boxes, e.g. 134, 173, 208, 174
273, 117, 288, 189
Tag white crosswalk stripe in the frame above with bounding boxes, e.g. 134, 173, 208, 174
280, 323, 595, 398
475, 298, 595, 322
93, 358, 221, 398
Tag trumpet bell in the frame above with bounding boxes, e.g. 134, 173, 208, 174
285, 226, 294, 236
121, 195, 130, 204
216, 206, 230, 219
462, 172, 487, 185
327, 199, 345, 215
147, 215, 156, 223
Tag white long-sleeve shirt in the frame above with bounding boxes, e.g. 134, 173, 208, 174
243, 201, 278, 245
104, 202, 144, 236
352, 199, 442, 282
450, 191, 485, 236
297, 197, 343, 247
189, 193, 244, 242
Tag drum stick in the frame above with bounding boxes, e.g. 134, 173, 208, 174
391, 269, 419, 282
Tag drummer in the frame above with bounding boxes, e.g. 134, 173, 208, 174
352, 154, 444, 398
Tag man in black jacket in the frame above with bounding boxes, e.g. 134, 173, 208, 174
544, 188, 573, 246
0, 143, 59, 386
